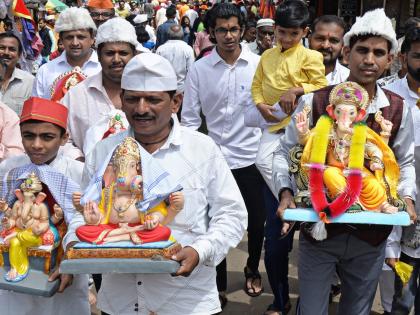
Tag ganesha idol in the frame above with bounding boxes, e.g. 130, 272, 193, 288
290, 82, 405, 237
74, 137, 184, 248
0, 170, 75, 284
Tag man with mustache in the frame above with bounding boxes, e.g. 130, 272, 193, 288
66, 52, 247, 315
0, 32, 34, 115
273, 8, 416, 315
383, 26, 420, 315
308, 15, 349, 85
33, 7, 101, 100
61, 18, 137, 157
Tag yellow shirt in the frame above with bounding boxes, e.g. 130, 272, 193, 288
251, 43, 327, 131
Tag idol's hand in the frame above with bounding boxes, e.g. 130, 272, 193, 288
83, 201, 101, 225
295, 111, 309, 136
72, 192, 83, 212
169, 192, 184, 212
144, 214, 159, 230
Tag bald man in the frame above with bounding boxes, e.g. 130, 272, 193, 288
156, 25, 195, 93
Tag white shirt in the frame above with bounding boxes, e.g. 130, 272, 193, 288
0, 154, 89, 315
182, 47, 262, 169
326, 60, 350, 85
145, 24, 156, 43
76, 119, 247, 315
156, 40, 195, 92
61, 71, 116, 154
32, 50, 102, 99
384, 76, 420, 259
155, 7, 167, 27
184, 9, 198, 26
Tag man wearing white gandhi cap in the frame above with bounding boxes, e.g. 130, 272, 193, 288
79, 53, 247, 314
32, 7, 101, 99
61, 17, 137, 158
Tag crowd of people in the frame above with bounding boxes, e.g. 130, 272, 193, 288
0, 0, 419, 314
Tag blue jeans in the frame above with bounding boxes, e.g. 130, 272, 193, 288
263, 186, 294, 311
392, 252, 420, 315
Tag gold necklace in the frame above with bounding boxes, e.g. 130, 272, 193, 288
112, 193, 137, 218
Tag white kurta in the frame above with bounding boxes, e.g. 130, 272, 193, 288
0, 154, 90, 315
73, 119, 247, 315
60, 71, 117, 154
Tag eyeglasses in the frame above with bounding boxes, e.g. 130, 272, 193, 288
90, 12, 114, 18
214, 27, 241, 36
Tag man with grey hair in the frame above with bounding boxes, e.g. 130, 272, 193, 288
33, 7, 101, 99
156, 24, 194, 93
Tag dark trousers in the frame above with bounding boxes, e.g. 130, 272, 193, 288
391, 252, 420, 315
263, 185, 294, 311
216, 164, 267, 292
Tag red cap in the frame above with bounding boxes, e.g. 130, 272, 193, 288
20, 97, 68, 130
87, 0, 114, 9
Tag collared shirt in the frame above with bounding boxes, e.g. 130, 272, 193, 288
61, 71, 115, 153
182, 47, 262, 169
326, 60, 350, 85
32, 50, 101, 99
0, 153, 89, 315
75, 119, 247, 315
0, 102, 24, 161
156, 40, 195, 92
384, 76, 420, 259
0, 67, 34, 115
272, 85, 416, 201
156, 19, 177, 48
251, 43, 328, 106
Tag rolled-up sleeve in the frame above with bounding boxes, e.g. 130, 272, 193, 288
190, 144, 247, 266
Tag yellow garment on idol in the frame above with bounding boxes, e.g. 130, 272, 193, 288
9, 229, 42, 276
301, 127, 400, 211
251, 43, 328, 132
99, 183, 168, 224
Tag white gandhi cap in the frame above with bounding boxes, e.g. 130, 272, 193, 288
121, 53, 178, 92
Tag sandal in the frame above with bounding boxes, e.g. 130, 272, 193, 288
263, 304, 282, 315
244, 266, 264, 297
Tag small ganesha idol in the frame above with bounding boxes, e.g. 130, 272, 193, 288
75, 137, 184, 245
0, 173, 64, 282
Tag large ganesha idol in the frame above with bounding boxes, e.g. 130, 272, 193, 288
0, 170, 73, 284
70, 137, 183, 259
290, 81, 406, 239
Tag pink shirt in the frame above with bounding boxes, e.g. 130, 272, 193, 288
193, 31, 213, 56
0, 102, 24, 161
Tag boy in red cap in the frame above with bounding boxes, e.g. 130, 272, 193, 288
0, 97, 89, 314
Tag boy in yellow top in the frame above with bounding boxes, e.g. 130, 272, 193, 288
251, 0, 327, 195
251, 2, 327, 314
